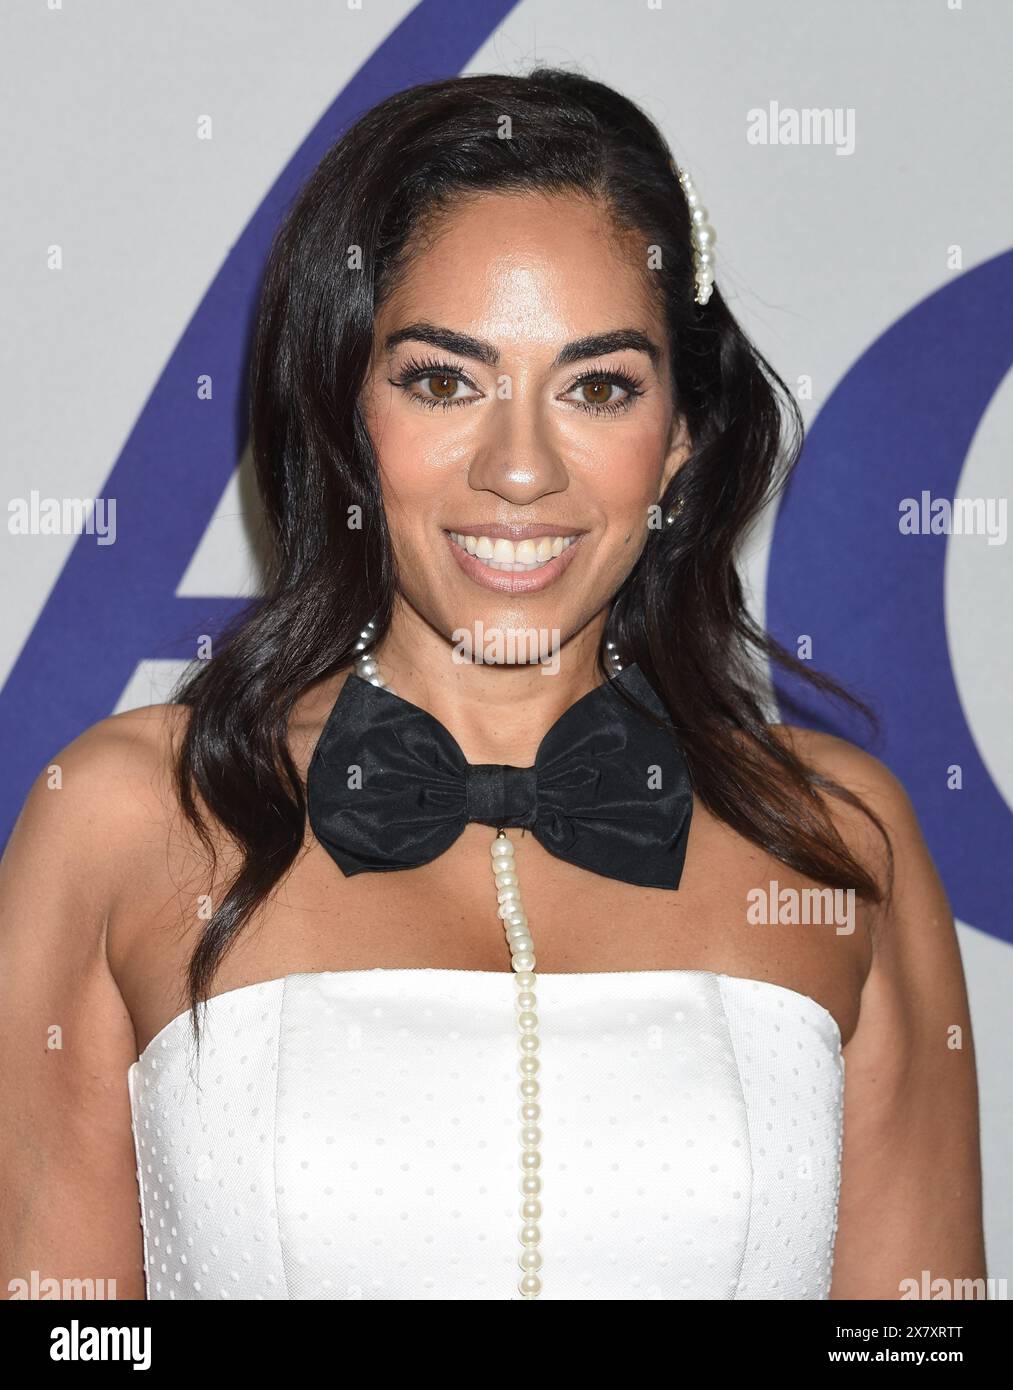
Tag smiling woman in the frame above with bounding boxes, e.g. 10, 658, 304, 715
0, 67, 985, 1303
384, 316, 660, 585
364, 197, 685, 612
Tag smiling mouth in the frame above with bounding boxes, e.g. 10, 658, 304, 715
446, 530, 580, 573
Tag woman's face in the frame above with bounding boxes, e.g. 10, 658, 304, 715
359, 190, 690, 662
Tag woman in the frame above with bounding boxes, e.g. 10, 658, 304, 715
0, 68, 985, 1301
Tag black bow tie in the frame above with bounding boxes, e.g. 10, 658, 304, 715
306, 661, 693, 890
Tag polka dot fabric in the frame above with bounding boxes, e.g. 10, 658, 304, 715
127, 969, 843, 1300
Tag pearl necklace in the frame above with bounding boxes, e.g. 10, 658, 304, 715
352, 622, 627, 1299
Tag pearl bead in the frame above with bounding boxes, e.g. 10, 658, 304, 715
480, 829, 545, 1295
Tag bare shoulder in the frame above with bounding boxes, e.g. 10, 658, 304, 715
767, 722, 922, 901
769, 721, 909, 805
60, 698, 190, 781
52, 699, 189, 791
4, 702, 191, 879
767, 725, 966, 1023
0, 703, 203, 950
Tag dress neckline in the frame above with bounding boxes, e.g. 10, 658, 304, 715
130, 966, 843, 1069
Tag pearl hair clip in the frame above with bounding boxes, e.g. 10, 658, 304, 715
672, 160, 716, 306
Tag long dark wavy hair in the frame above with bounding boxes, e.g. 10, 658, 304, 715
172, 67, 891, 1046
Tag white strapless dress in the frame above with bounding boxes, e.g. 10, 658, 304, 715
127, 969, 844, 1301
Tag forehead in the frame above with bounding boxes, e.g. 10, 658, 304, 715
376, 190, 663, 352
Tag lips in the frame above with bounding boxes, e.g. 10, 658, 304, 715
442, 528, 585, 594
448, 530, 579, 572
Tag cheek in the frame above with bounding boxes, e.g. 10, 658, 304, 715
369, 403, 480, 507
555, 415, 671, 515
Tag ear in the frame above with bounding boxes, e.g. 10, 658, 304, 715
661, 414, 693, 492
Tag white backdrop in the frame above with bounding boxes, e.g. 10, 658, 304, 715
2, 0, 1010, 1286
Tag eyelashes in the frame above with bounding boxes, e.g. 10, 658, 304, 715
560, 365, 646, 415
388, 355, 478, 412
387, 354, 646, 416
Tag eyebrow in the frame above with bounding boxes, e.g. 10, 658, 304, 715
383, 321, 661, 370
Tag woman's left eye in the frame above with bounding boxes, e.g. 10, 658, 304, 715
561, 372, 644, 415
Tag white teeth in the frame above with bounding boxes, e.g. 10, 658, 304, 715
448, 532, 579, 572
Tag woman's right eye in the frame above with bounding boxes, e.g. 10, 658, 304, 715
413, 372, 479, 406
389, 361, 483, 411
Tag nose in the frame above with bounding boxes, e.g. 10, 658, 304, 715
465, 398, 571, 507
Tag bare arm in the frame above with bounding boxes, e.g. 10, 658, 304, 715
792, 733, 987, 1299
0, 719, 156, 1300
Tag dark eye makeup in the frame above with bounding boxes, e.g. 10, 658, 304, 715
388, 355, 478, 412
387, 354, 646, 416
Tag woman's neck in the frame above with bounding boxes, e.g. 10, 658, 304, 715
365, 605, 614, 766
